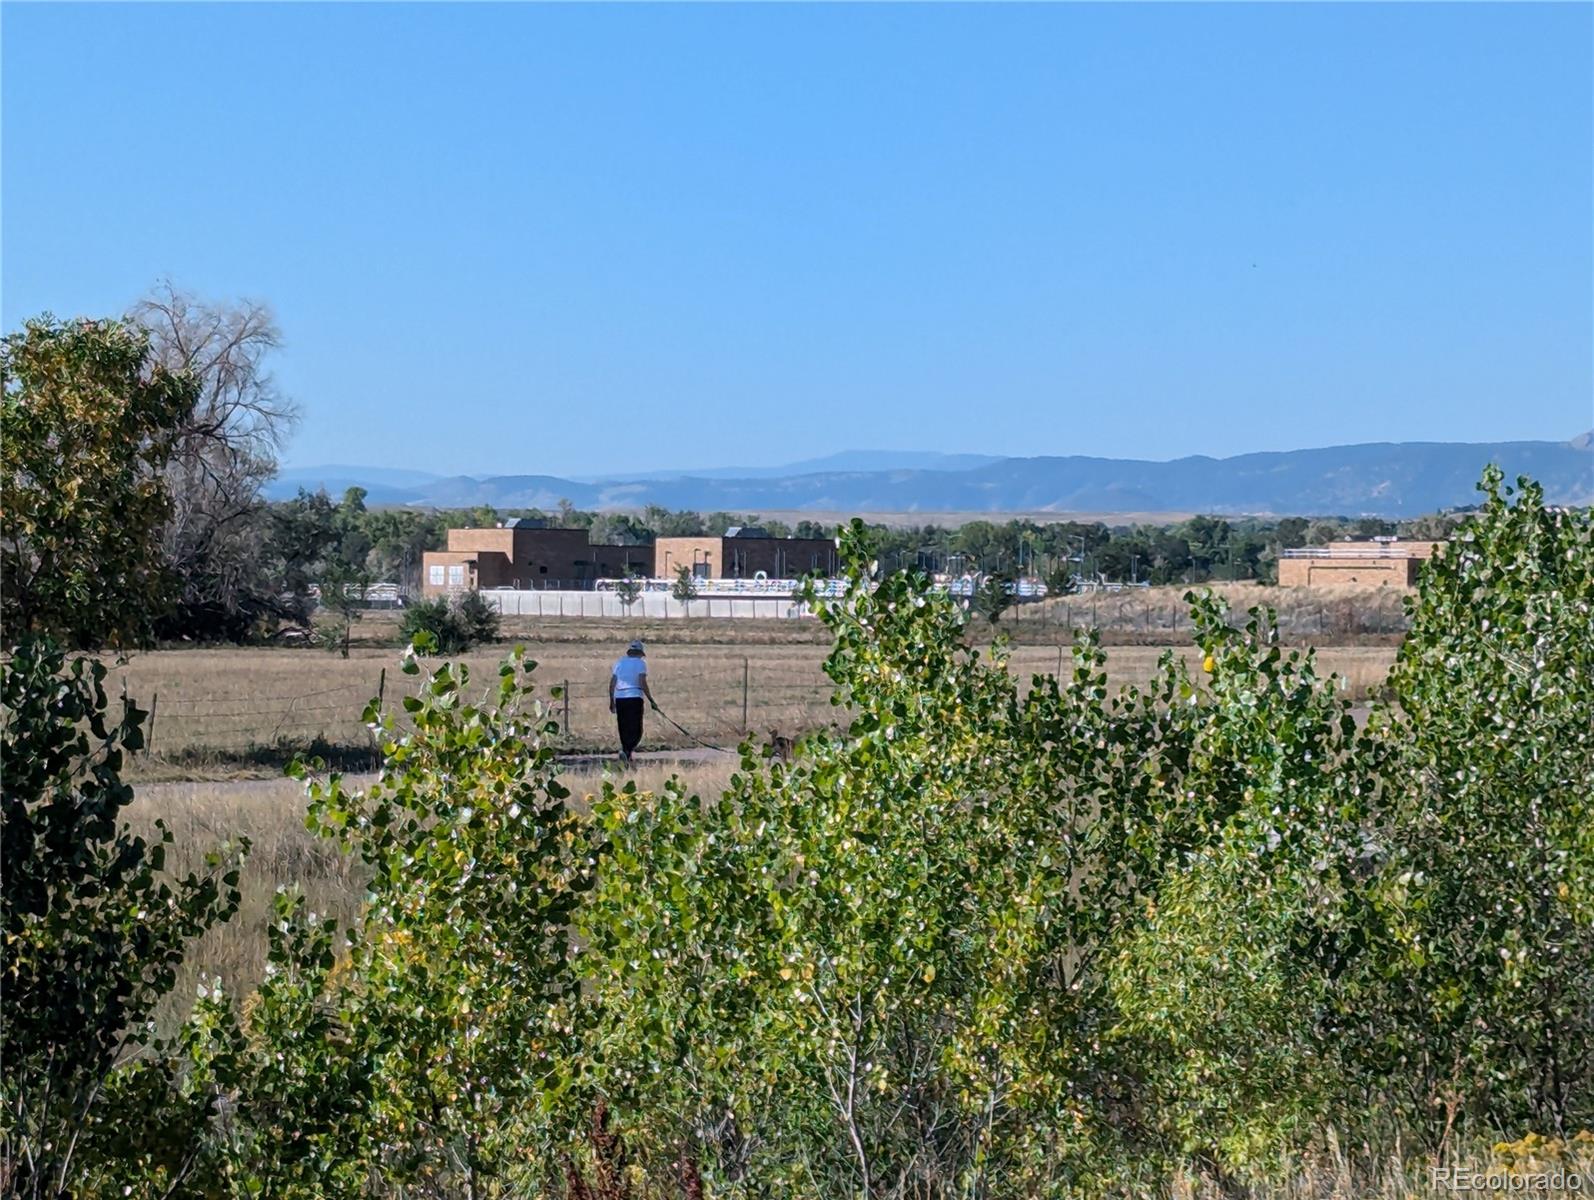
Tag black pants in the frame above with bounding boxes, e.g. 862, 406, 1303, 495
615, 697, 645, 755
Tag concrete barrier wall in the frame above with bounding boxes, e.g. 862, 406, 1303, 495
481, 591, 813, 620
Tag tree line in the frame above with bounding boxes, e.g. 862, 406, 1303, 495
3, 289, 1465, 649
473, 506, 1461, 591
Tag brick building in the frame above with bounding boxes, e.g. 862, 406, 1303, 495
654, 526, 839, 580
1277, 539, 1443, 588
422, 519, 654, 594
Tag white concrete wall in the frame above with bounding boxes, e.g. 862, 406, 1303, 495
481, 591, 812, 620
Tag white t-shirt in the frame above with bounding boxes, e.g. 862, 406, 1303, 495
611, 655, 647, 699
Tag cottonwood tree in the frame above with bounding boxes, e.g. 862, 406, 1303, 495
1, 644, 248, 1197
1, 316, 195, 646
588, 512, 653, 546
130, 282, 299, 640
645, 505, 707, 537
1351, 469, 1594, 1139
268, 488, 340, 623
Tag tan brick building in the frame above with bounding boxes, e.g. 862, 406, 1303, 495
654, 527, 839, 580
422, 520, 654, 594
1277, 540, 1443, 588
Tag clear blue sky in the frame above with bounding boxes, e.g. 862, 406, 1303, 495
4, 3, 1590, 478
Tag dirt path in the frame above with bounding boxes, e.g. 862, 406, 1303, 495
132, 747, 736, 802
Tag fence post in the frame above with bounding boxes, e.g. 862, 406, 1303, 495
148, 691, 158, 753
272, 693, 298, 742
366, 668, 387, 752
742, 658, 750, 735
1056, 644, 1064, 679
563, 680, 570, 735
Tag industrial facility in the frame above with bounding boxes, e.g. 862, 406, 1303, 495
1277, 539, 1443, 588
653, 526, 839, 581
421, 521, 838, 596
421, 518, 655, 595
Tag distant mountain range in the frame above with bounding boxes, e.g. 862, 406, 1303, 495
269, 435, 1594, 519
569, 450, 1008, 483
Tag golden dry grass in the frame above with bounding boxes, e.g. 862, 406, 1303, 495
338, 583, 1414, 650
107, 637, 1396, 779
1007, 581, 1412, 640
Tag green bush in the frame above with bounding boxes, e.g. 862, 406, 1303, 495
398, 590, 498, 654
455, 586, 500, 645
1, 640, 246, 1197
1352, 466, 1594, 1138
571, 479, 1594, 1192
398, 596, 456, 651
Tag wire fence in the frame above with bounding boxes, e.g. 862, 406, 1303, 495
124, 662, 845, 761
120, 590, 1403, 765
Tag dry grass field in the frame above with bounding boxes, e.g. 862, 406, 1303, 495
108, 635, 1396, 779
348, 582, 1411, 648
1006, 580, 1413, 640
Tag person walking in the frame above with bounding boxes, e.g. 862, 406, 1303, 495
608, 639, 655, 763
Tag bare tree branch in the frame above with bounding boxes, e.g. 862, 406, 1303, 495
127, 280, 301, 637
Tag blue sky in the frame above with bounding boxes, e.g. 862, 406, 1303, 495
4, 3, 1590, 478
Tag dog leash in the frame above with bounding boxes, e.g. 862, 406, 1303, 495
648, 702, 734, 754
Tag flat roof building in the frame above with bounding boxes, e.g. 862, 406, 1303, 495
1277, 539, 1443, 588
422, 525, 654, 594
654, 530, 838, 581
